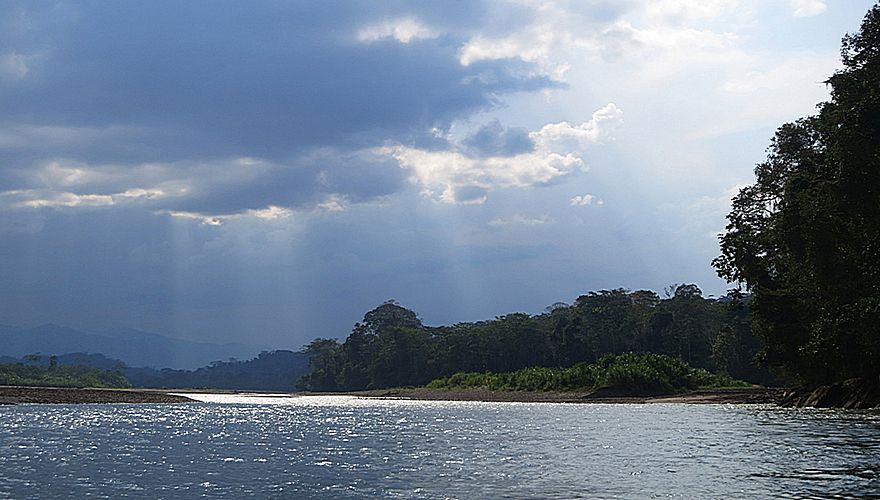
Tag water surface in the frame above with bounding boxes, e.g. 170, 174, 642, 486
1, 394, 878, 498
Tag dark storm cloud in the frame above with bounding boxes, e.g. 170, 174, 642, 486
158, 152, 408, 215
0, 1, 559, 215
0, 1, 546, 160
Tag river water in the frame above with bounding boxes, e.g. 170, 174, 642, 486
1, 394, 878, 498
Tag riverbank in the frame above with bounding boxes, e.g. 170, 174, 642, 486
0, 385, 788, 406
0, 386, 195, 404
339, 387, 784, 405
781, 378, 880, 409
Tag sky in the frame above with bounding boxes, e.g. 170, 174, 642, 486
0, 0, 875, 348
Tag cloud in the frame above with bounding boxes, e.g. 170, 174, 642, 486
488, 214, 553, 227
0, 0, 754, 223
457, 1, 744, 82
570, 194, 604, 206
790, 0, 827, 17
461, 120, 534, 157
459, 25, 560, 66
0, 148, 409, 222
644, 1, 740, 22
457, 21, 579, 81
162, 205, 293, 226
316, 194, 348, 213
163, 210, 223, 226
0, 0, 859, 347
0, 2, 570, 226
0, 3, 554, 164
382, 103, 621, 204
2, 187, 166, 209
531, 103, 623, 151
386, 145, 582, 204
357, 17, 439, 44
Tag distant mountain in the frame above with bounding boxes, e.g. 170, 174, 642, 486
0, 323, 271, 369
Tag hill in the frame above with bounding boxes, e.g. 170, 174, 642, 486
1, 350, 310, 392
123, 350, 310, 392
0, 323, 269, 369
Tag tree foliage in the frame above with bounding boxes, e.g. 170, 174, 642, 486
0, 363, 130, 388
297, 288, 773, 391
427, 353, 749, 395
713, 5, 880, 385
124, 350, 310, 391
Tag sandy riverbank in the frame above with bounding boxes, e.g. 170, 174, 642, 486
0, 385, 784, 405
0, 386, 195, 404
335, 387, 784, 405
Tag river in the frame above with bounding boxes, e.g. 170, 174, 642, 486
1, 394, 878, 498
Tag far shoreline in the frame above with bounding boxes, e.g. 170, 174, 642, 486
0, 385, 784, 405
0, 386, 195, 405
311, 387, 785, 405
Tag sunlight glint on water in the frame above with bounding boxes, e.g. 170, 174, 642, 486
1, 396, 879, 498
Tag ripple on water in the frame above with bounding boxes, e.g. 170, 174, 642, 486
0, 397, 878, 498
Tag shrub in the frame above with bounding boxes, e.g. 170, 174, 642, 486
425, 353, 749, 395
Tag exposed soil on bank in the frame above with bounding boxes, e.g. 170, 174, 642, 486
340, 387, 784, 405
781, 378, 880, 409
0, 386, 195, 404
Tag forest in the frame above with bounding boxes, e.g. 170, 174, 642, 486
297, 286, 772, 392
0, 361, 130, 389
713, 5, 879, 388
0, 350, 310, 392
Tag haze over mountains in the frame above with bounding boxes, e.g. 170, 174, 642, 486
0, 323, 271, 369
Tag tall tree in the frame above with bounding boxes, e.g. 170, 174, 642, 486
714, 5, 880, 385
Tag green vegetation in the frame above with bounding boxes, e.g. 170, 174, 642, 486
1, 350, 311, 392
427, 353, 749, 395
713, 5, 880, 387
298, 289, 774, 392
0, 363, 131, 388
124, 350, 310, 391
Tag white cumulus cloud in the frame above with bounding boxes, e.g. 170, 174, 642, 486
459, 24, 563, 67
386, 146, 583, 204
357, 17, 438, 44
162, 205, 293, 226
570, 194, 599, 206
531, 103, 623, 152
382, 103, 621, 204
457, 1, 744, 81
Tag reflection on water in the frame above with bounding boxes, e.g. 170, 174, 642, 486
1, 395, 878, 498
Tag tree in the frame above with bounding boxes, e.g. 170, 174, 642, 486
359, 301, 423, 335
297, 339, 341, 391
297, 288, 769, 390
714, 5, 880, 385
23, 353, 42, 364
